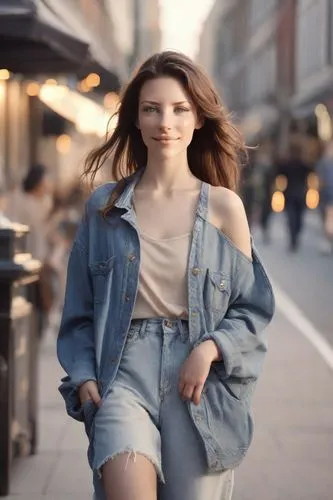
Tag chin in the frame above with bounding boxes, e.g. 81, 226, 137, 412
149, 145, 185, 160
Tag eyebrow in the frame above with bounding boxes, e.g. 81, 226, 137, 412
140, 100, 190, 105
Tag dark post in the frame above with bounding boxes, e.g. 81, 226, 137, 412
0, 224, 41, 496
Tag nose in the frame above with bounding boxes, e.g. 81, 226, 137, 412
158, 110, 172, 130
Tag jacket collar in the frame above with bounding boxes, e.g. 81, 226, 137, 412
114, 167, 145, 211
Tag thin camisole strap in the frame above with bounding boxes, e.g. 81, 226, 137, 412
196, 182, 209, 220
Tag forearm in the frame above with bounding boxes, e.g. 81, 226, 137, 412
199, 339, 222, 362
203, 317, 267, 379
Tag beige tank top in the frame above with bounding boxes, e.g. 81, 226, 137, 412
132, 188, 198, 319
133, 232, 191, 319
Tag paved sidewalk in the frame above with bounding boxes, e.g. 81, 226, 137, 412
7, 308, 333, 499
7, 329, 92, 500
233, 310, 333, 500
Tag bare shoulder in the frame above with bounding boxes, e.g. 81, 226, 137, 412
209, 186, 252, 260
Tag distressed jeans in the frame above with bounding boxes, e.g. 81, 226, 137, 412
85, 318, 234, 500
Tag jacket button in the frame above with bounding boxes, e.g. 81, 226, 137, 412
219, 280, 226, 290
192, 267, 200, 276
125, 296, 130, 301
128, 254, 136, 261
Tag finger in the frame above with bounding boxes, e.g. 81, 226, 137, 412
182, 384, 195, 401
88, 387, 102, 407
192, 384, 204, 406
178, 379, 186, 395
79, 389, 90, 405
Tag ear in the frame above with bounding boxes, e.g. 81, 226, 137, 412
195, 117, 204, 130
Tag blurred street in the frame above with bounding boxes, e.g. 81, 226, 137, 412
255, 209, 333, 347
5, 211, 333, 500
1, 1, 333, 499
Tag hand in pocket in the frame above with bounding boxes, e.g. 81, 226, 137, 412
79, 380, 102, 407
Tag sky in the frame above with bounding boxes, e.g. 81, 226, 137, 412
159, 0, 216, 58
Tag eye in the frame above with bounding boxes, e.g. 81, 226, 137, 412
142, 105, 158, 113
174, 107, 190, 114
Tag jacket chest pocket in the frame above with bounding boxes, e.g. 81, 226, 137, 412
89, 256, 115, 304
203, 270, 231, 317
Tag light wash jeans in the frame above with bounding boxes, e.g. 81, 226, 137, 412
85, 318, 234, 500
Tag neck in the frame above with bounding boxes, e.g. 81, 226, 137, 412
140, 154, 199, 191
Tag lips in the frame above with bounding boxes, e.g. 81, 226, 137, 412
152, 137, 178, 141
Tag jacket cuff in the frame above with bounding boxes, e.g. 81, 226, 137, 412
71, 361, 97, 387
58, 375, 96, 422
196, 331, 241, 377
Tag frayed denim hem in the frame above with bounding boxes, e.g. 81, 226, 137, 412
95, 447, 165, 484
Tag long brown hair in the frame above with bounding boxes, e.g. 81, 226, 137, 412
84, 51, 247, 211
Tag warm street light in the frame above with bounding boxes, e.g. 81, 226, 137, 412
26, 82, 40, 96
315, 103, 332, 141
39, 83, 114, 137
271, 191, 285, 213
104, 91, 119, 110
0, 69, 10, 80
275, 175, 288, 192
86, 73, 100, 88
77, 79, 91, 93
306, 189, 320, 210
56, 134, 72, 155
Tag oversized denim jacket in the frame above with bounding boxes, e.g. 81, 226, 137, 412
57, 169, 275, 472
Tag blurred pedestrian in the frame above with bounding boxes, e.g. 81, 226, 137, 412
6, 164, 53, 334
316, 141, 333, 255
277, 145, 312, 251
7, 164, 52, 262
46, 182, 86, 331
57, 51, 275, 500
254, 149, 276, 244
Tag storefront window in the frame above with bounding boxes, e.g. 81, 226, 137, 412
296, 0, 329, 88
250, 0, 277, 29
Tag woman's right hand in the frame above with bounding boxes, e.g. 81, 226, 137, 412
79, 380, 102, 407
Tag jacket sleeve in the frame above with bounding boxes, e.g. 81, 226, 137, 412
57, 206, 96, 421
199, 245, 275, 381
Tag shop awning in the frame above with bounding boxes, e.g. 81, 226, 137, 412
43, 0, 122, 90
0, 0, 89, 73
0, 0, 121, 89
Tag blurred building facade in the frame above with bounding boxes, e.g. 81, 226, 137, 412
199, 0, 333, 162
199, 0, 279, 145
130, 0, 161, 70
105, 0, 136, 77
0, 0, 140, 194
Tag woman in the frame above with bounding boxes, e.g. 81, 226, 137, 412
57, 51, 275, 500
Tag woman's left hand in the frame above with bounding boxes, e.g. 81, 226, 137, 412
179, 340, 221, 405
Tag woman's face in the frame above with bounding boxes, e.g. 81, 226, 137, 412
137, 76, 201, 160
